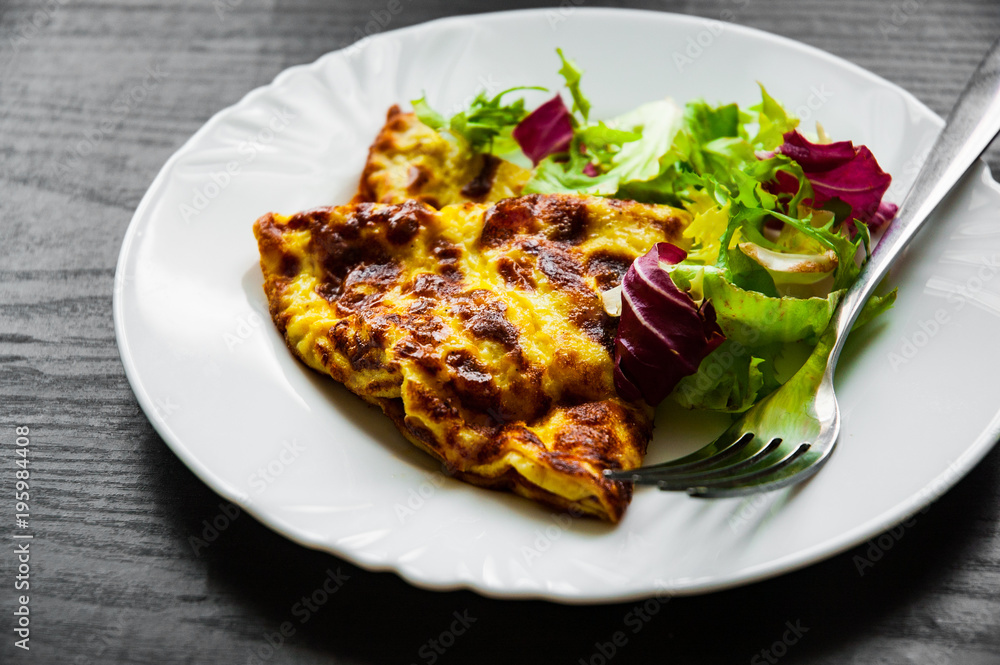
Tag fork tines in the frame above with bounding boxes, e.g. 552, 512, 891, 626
605, 434, 814, 498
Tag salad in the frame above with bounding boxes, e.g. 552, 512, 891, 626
412, 50, 898, 414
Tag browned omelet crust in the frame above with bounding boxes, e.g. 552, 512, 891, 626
254, 194, 691, 521
354, 105, 532, 208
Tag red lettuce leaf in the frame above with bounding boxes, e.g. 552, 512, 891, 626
872, 200, 899, 229
773, 130, 896, 229
778, 132, 856, 171
512, 95, 574, 165
614, 243, 726, 405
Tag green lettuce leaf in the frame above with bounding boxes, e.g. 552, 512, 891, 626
412, 97, 446, 131
666, 261, 896, 410
523, 98, 684, 195
671, 341, 768, 412
556, 48, 590, 124
671, 265, 841, 345
673, 264, 896, 340
748, 83, 799, 150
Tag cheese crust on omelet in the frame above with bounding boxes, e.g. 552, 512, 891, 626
255, 194, 691, 521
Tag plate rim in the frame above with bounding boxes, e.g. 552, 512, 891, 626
113, 6, 1000, 603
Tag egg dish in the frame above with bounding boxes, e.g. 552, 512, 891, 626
255, 186, 690, 521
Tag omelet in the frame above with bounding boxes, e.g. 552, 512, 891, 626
255, 194, 691, 521
354, 106, 532, 208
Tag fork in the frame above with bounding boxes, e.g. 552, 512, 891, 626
605, 37, 1000, 498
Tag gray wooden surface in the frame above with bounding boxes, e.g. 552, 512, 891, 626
2, 1, 1000, 663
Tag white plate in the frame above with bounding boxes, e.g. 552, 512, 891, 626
114, 8, 1000, 603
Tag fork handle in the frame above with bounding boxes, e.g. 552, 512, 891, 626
828, 36, 1000, 362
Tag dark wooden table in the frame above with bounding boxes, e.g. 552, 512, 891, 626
2, 1, 1000, 663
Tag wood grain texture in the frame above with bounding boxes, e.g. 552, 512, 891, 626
1, 1, 999, 663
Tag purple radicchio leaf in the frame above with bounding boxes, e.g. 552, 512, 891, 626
773, 130, 897, 230
512, 95, 574, 165
613, 243, 726, 405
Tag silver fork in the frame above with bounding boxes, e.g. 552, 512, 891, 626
605, 36, 1000, 498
